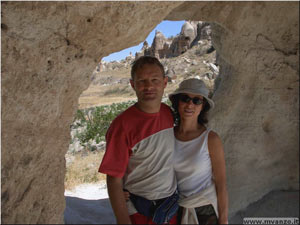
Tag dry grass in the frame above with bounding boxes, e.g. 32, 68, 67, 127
65, 151, 107, 190
99, 67, 131, 78
78, 84, 136, 109
79, 95, 137, 109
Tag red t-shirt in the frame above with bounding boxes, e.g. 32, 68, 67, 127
99, 103, 174, 178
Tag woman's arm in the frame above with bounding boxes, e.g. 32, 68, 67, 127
208, 131, 228, 224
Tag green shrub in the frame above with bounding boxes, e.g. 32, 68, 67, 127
73, 100, 136, 147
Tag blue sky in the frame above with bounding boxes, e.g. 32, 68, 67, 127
102, 20, 185, 62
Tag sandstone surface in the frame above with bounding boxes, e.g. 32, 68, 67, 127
1, 1, 299, 223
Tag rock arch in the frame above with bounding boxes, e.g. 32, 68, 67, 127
1, 2, 299, 223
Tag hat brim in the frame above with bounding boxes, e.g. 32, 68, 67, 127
169, 90, 215, 109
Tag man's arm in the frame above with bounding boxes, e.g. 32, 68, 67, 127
106, 175, 131, 224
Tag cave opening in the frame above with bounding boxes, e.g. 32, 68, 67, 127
64, 20, 222, 224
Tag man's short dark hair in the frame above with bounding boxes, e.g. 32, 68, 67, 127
131, 56, 165, 80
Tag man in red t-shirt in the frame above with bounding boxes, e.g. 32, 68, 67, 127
99, 56, 177, 224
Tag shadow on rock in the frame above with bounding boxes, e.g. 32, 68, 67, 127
230, 190, 299, 224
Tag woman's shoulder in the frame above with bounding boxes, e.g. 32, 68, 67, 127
208, 130, 219, 138
207, 129, 223, 154
208, 130, 222, 144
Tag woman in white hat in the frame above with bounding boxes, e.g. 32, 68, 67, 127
169, 78, 228, 224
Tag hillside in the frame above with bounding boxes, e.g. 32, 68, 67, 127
78, 21, 219, 109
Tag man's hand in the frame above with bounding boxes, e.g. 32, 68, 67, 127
123, 191, 130, 201
107, 175, 132, 224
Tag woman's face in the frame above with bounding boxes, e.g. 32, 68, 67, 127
178, 93, 204, 121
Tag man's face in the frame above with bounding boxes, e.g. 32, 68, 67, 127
130, 64, 168, 105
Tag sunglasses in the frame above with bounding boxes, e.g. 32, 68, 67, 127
179, 94, 203, 105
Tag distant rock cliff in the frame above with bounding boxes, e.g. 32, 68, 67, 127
136, 21, 212, 59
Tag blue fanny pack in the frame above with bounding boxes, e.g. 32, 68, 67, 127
129, 191, 179, 224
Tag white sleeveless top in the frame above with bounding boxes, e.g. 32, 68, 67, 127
174, 128, 213, 198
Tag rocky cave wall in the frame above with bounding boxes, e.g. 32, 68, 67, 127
1, 1, 299, 223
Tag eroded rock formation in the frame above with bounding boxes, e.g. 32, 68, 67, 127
1, 1, 299, 223
136, 21, 212, 59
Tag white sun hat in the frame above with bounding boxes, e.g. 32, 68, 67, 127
169, 78, 215, 109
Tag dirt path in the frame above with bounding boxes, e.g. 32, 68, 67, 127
64, 183, 299, 224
